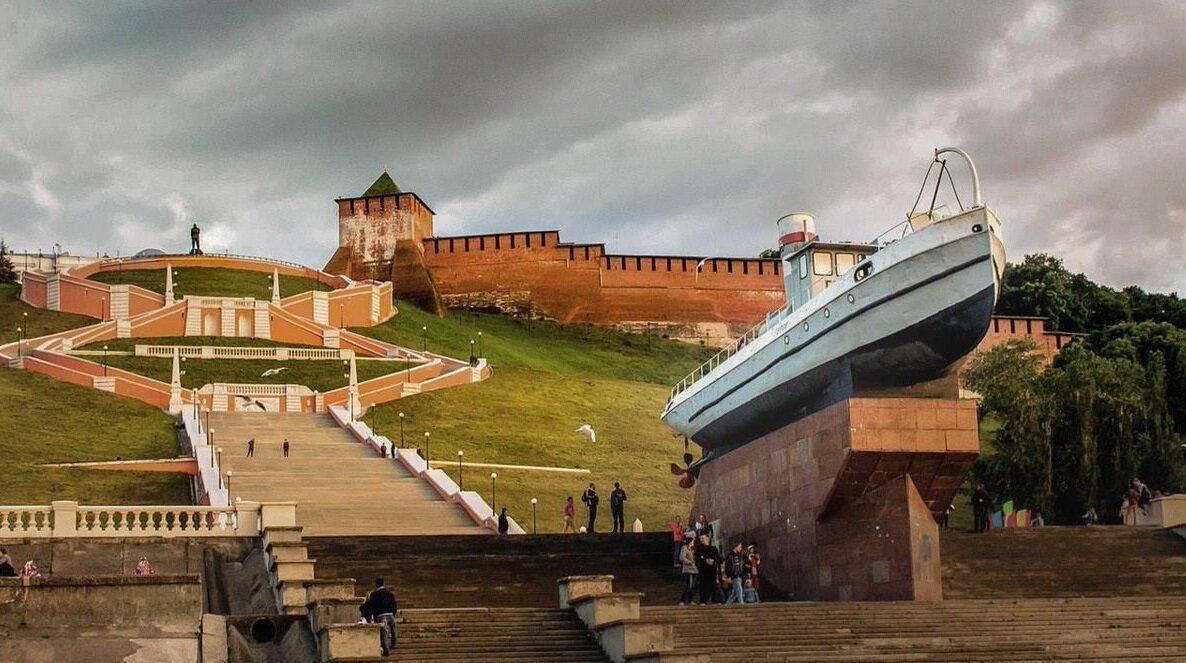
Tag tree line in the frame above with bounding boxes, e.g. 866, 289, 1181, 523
966, 254, 1186, 524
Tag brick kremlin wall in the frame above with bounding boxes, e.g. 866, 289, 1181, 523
420, 230, 784, 327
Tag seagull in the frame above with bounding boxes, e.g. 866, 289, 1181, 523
261, 367, 288, 378
576, 424, 596, 443
235, 395, 267, 412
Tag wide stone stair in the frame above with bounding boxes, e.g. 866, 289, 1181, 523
638, 598, 1186, 662
304, 533, 782, 608
211, 412, 484, 537
942, 526, 1186, 598
381, 607, 608, 662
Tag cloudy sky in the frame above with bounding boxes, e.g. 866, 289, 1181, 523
1, 1, 1183, 293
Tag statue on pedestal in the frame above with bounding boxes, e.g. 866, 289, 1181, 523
190, 224, 203, 255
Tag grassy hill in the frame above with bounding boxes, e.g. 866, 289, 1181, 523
1, 283, 95, 340
353, 300, 714, 533
87, 266, 330, 299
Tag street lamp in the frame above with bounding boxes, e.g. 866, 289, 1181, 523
458, 450, 464, 489
102, 345, 109, 376
15, 327, 22, 356
398, 412, 405, 446
225, 470, 233, 493
469, 339, 475, 365
192, 388, 199, 432
531, 497, 538, 534
477, 331, 483, 357
490, 472, 497, 511
421, 325, 427, 352
424, 431, 430, 464
216, 446, 222, 475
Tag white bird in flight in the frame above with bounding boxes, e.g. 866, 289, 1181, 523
235, 395, 267, 411
261, 367, 288, 378
576, 424, 596, 443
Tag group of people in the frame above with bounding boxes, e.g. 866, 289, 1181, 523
562, 481, 630, 533
0, 548, 153, 577
1122, 477, 1156, 525
246, 437, 291, 458
671, 514, 762, 605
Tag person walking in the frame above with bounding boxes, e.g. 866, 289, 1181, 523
581, 483, 599, 533
678, 539, 698, 605
498, 508, 509, 535
246, 438, 255, 458
724, 542, 746, 604
360, 577, 398, 657
562, 496, 577, 533
610, 482, 628, 533
670, 516, 684, 567
694, 534, 721, 605
1124, 484, 1140, 525
283, 438, 290, 458
971, 484, 991, 533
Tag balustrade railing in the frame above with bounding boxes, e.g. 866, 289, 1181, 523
76, 506, 239, 537
133, 345, 352, 360
0, 506, 54, 536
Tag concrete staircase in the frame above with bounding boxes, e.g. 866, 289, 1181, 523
638, 598, 1186, 662
388, 608, 608, 662
942, 527, 1186, 598
305, 533, 723, 608
210, 412, 485, 537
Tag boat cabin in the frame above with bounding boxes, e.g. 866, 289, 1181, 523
783, 241, 878, 311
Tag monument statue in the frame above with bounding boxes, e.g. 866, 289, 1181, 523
190, 223, 202, 255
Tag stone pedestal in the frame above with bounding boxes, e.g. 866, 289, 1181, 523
690, 396, 978, 601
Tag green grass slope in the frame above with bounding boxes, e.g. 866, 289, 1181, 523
0, 368, 191, 504
87, 266, 330, 299
1, 283, 95, 340
355, 301, 715, 533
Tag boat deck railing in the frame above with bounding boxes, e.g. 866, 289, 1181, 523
670, 307, 786, 401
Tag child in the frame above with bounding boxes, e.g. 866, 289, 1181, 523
743, 578, 760, 604
134, 556, 155, 576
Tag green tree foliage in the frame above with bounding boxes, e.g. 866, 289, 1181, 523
997, 253, 1185, 332
966, 326, 1186, 524
757, 248, 780, 259
0, 239, 17, 284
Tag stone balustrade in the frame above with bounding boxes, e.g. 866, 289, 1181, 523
134, 345, 355, 360
0, 500, 261, 539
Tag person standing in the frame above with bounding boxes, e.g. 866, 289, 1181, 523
246, 438, 255, 458
562, 496, 577, 533
670, 516, 684, 567
971, 484, 991, 533
360, 577, 398, 657
694, 534, 721, 605
581, 483, 599, 533
498, 508, 509, 535
744, 542, 762, 603
283, 438, 290, 458
0, 548, 15, 577
678, 539, 698, 605
610, 482, 628, 533
724, 542, 745, 604
1124, 484, 1140, 525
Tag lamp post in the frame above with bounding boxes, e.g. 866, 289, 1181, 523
490, 472, 497, 511
210, 439, 216, 466
424, 431, 430, 465
15, 326, 22, 356
225, 470, 233, 493
458, 450, 464, 489
398, 412, 404, 446
192, 388, 199, 432
370, 404, 376, 433
421, 325, 427, 352
215, 446, 222, 474
203, 408, 211, 437
469, 339, 475, 366
102, 344, 108, 376
477, 331, 483, 357
531, 497, 538, 534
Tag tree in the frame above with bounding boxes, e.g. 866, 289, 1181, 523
0, 238, 17, 284
757, 248, 780, 259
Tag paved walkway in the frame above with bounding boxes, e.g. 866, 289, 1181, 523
210, 412, 486, 536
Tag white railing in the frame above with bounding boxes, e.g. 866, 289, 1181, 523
217, 383, 290, 396
0, 500, 261, 539
669, 311, 784, 400
135, 345, 353, 360
181, 408, 230, 507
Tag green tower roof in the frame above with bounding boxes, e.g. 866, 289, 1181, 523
363, 171, 402, 196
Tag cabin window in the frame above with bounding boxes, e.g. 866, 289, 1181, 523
798, 255, 808, 279
813, 252, 833, 276
835, 253, 855, 275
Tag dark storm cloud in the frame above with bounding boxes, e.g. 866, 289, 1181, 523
1, 0, 1183, 293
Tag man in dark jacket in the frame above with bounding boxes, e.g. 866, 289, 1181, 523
723, 542, 746, 604
497, 508, 509, 534
581, 483, 599, 533
694, 534, 721, 604
610, 482, 628, 533
360, 577, 398, 656
971, 484, 991, 533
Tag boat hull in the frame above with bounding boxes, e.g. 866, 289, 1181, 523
663, 208, 1002, 454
